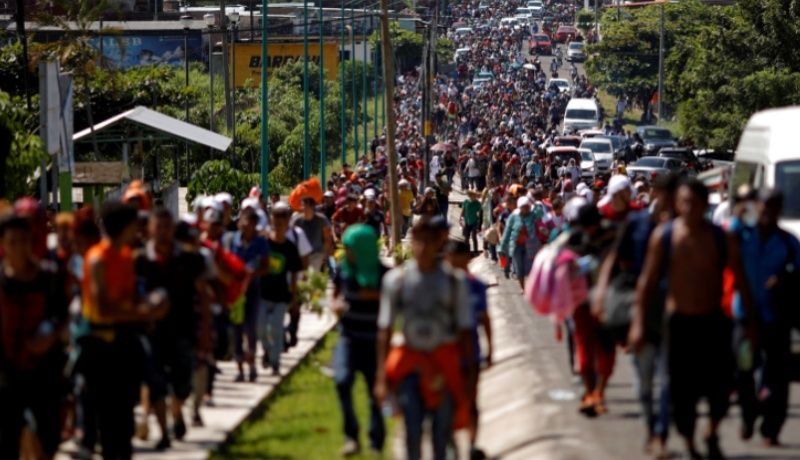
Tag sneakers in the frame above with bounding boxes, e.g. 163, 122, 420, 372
248, 368, 258, 383
173, 418, 187, 441
155, 436, 171, 451
340, 438, 361, 457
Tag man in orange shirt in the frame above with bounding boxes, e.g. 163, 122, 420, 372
81, 201, 168, 460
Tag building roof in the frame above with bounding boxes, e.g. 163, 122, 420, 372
73, 106, 232, 152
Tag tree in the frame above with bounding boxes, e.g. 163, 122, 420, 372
0, 91, 47, 200
369, 21, 423, 72
187, 160, 258, 210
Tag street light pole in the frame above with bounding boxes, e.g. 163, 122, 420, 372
205, 14, 215, 134
341, 14, 348, 166
351, 8, 358, 164
303, 0, 310, 180
319, 0, 326, 184
378, 0, 401, 248
181, 15, 192, 183
261, 0, 269, 194
362, 2, 368, 161
229, 12, 240, 155
657, 0, 664, 123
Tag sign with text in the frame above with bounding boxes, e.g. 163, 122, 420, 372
231, 42, 340, 88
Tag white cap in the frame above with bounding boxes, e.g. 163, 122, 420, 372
576, 182, 588, 192
202, 196, 223, 212
271, 201, 292, 214
517, 196, 530, 208
564, 197, 589, 222
398, 179, 410, 188
240, 197, 260, 211
214, 192, 233, 206
324, 190, 335, 198
607, 174, 631, 196
364, 188, 377, 200
634, 180, 647, 190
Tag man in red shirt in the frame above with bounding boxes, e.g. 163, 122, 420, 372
332, 195, 366, 242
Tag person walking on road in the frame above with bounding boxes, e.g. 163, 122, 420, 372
499, 197, 540, 289
375, 217, 474, 460
730, 188, 800, 447
630, 179, 757, 460
445, 240, 493, 460
461, 189, 483, 254
331, 224, 388, 457
291, 197, 333, 272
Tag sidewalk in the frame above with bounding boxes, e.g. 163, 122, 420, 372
57, 311, 337, 460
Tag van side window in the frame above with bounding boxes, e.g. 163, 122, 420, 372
731, 161, 760, 192
775, 160, 800, 218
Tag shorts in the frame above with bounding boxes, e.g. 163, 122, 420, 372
147, 335, 195, 403
667, 310, 733, 436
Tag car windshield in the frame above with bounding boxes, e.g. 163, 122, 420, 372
552, 80, 568, 87
601, 136, 624, 150
569, 43, 583, 49
660, 150, 688, 159
634, 157, 666, 167
581, 151, 593, 161
535, 34, 549, 41
582, 142, 611, 154
566, 109, 596, 120
775, 160, 800, 218
642, 128, 672, 139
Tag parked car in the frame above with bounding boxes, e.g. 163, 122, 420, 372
579, 148, 597, 180
636, 125, 677, 154
548, 78, 571, 94
546, 146, 582, 167
554, 25, 579, 43
696, 149, 735, 168
530, 33, 552, 54
553, 135, 581, 148
658, 147, 704, 172
566, 41, 586, 62
599, 135, 632, 161
627, 156, 684, 180
580, 138, 614, 174
563, 98, 601, 133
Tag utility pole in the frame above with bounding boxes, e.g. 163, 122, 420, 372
420, 23, 431, 192
319, 1, 326, 184
221, 0, 234, 131
362, 1, 368, 161
303, 0, 310, 179
260, 0, 269, 195
378, 0, 402, 248
657, 0, 664, 123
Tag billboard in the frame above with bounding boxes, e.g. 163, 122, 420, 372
231, 42, 340, 88
90, 33, 203, 70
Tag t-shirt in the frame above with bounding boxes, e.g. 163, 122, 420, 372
291, 213, 330, 254
134, 243, 207, 341
335, 264, 389, 341
332, 207, 365, 229
378, 261, 472, 351
399, 189, 415, 217
364, 210, 385, 236
81, 240, 137, 326
226, 232, 270, 293
287, 226, 313, 258
462, 199, 482, 227
261, 239, 303, 303
0, 264, 67, 372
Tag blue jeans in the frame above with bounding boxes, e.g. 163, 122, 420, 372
259, 301, 288, 371
397, 373, 454, 460
512, 244, 534, 279
333, 336, 385, 450
632, 341, 670, 439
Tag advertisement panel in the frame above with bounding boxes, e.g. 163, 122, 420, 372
231, 42, 340, 88
90, 33, 203, 69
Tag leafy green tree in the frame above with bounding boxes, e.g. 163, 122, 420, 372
187, 160, 258, 209
369, 21, 423, 72
0, 91, 47, 199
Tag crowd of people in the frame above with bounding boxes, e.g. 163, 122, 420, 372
1, 0, 799, 460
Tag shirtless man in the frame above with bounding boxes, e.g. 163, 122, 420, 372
629, 178, 756, 460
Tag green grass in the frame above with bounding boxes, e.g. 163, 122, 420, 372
212, 331, 393, 460
596, 89, 683, 137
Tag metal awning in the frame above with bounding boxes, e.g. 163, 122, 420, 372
73, 106, 232, 152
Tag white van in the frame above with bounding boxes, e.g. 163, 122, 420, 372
500, 17, 518, 29
563, 98, 601, 133
733, 106, 800, 237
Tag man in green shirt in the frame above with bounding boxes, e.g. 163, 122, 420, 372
460, 190, 483, 253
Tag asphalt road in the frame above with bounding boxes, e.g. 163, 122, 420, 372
444, 186, 800, 460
